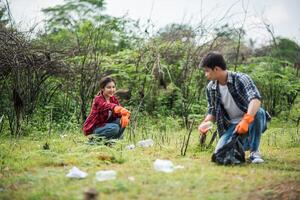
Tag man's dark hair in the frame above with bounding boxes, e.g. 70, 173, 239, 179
200, 51, 227, 70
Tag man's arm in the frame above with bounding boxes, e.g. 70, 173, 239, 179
198, 114, 215, 134
247, 98, 261, 116
203, 114, 215, 123
199, 84, 217, 134
235, 98, 261, 134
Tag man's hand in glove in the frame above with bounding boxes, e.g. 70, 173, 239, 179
235, 113, 254, 134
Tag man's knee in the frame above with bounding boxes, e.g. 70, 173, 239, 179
254, 108, 265, 120
248, 108, 267, 138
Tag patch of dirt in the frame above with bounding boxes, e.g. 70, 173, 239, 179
97, 153, 115, 162
7, 184, 18, 190
247, 180, 300, 200
53, 161, 67, 167
42, 161, 67, 167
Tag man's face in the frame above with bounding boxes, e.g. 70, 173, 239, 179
203, 67, 218, 80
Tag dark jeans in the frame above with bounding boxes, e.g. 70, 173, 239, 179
93, 118, 125, 140
214, 108, 267, 153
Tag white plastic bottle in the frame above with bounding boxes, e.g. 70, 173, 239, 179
199, 121, 213, 132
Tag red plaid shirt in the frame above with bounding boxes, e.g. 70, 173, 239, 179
82, 95, 121, 135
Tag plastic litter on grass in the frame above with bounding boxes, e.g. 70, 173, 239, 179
66, 167, 88, 179
153, 159, 184, 173
137, 139, 154, 148
125, 144, 135, 150
96, 170, 117, 181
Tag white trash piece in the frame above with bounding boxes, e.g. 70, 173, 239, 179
174, 165, 185, 169
199, 121, 213, 131
96, 170, 117, 181
125, 144, 135, 150
137, 139, 154, 148
128, 176, 135, 181
153, 159, 184, 173
66, 166, 88, 179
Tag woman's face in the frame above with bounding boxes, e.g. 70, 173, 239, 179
102, 81, 116, 98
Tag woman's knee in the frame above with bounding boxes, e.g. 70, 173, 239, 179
94, 123, 120, 138
109, 124, 120, 135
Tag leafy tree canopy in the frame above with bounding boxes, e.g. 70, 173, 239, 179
42, 0, 106, 31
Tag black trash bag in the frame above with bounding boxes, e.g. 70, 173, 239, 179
212, 134, 245, 165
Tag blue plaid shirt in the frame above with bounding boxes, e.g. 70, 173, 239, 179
206, 71, 261, 136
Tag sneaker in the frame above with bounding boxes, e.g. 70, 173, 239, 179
86, 137, 103, 145
86, 137, 96, 145
249, 151, 264, 164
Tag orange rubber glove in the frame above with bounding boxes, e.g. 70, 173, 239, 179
120, 115, 130, 128
236, 113, 254, 134
114, 106, 130, 116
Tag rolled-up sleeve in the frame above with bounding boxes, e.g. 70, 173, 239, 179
94, 96, 117, 113
206, 88, 216, 117
239, 74, 261, 102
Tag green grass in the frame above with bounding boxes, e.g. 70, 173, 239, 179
0, 125, 299, 200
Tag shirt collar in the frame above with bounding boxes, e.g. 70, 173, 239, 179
211, 70, 233, 90
227, 71, 234, 84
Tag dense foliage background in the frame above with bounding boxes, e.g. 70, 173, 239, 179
0, 0, 299, 137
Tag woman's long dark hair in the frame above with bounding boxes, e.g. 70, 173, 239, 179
97, 76, 116, 95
